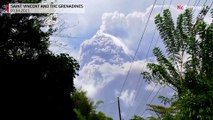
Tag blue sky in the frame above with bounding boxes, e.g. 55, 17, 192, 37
50, 0, 212, 56
49, 0, 213, 119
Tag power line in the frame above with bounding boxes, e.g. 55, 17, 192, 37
135, 0, 193, 116
138, 0, 184, 116
192, 0, 199, 7
203, 0, 208, 7
125, 0, 168, 119
149, 87, 163, 106
125, 0, 172, 119
128, 0, 213, 118
195, 0, 201, 7
133, 0, 176, 117
168, 0, 172, 10
191, 0, 201, 15
193, 1, 212, 23
187, 0, 191, 6
138, 83, 157, 115
140, 0, 213, 118
118, 0, 158, 97
112, 0, 211, 119
141, 86, 162, 116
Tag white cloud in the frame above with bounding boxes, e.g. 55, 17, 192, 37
79, 32, 132, 66
75, 59, 150, 98
97, 5, 183, 55
75, 63, 125, 98
145, 82, 161, 92
99, 11, 146, 51
50, 1, 213, 119
120, 89, 136, 107
76, 31, 157, 99
121, 112, 126, 119
97, 4, 212, 54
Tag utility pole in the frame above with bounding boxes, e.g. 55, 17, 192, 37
117, 97, 122, 120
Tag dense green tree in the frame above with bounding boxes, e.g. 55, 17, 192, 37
131, 115, 145, 120
142, 7, 213, 120
1, 1, 113, 120
0, 0, 80, 119
71, 90, 113, 120
88, 111, 113, 120
146, 104, 176, 120
72, 91, 94, 119
142, 96, 177, 120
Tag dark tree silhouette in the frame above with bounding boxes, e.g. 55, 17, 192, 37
0, 0, 79, 119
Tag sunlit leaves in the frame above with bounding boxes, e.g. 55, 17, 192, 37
142, 8, 213, 120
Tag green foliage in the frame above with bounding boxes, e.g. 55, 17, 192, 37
0, 4, 55, 60
88, 111, 113, 120
0, 0, 81, 119
146, 104, 176, 119
71, 90, 113, 120
131, 115, 145, 120
146, 117, 159, 120
94, 100, 104, 109
0, 1, 113, 120
74, 108, 87, 120
158, 96, 174, 105
142, 8, 213, 120
1, 1, 112, 120
71, 90, 94, 119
